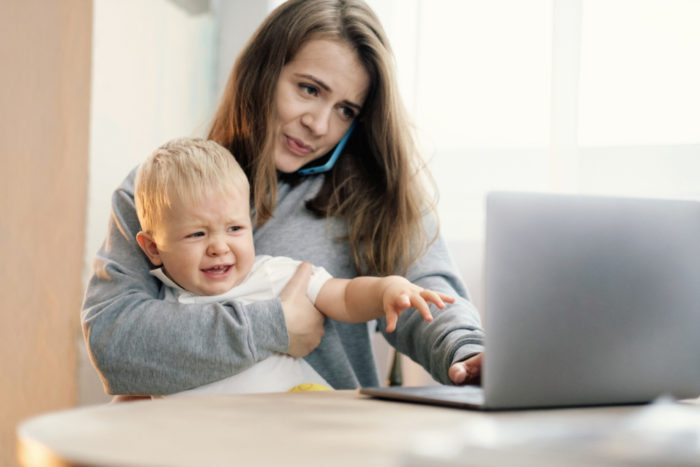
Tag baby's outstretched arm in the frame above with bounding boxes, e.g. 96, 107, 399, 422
314, 274, 455, 332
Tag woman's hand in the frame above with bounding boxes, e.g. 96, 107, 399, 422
448, 353, 483, 385
280, 262, 325, 357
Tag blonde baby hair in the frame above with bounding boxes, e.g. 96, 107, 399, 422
135, 137, 250, 234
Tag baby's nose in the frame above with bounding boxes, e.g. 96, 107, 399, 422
207, 238, 229, 256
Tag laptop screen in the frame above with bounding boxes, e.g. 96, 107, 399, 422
483, 192, 700, 408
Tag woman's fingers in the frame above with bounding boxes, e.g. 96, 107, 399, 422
449, 353, 483, 385
279, 261, 313, 302
280, 262, 325, 357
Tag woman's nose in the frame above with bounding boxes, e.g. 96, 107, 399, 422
301, 106, 331, 136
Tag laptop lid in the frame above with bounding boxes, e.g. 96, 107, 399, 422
483, 191, 700, 409
360, 192, 700, 410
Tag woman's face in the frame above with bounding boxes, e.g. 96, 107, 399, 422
273, 39, 370, 173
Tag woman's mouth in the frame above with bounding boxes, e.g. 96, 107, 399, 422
285, 135, 313, 156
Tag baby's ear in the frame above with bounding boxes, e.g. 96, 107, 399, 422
136, 231, 163, 266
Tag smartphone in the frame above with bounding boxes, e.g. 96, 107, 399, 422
297, 121, 356, 175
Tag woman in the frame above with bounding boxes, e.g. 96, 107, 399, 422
82, 0, 484, 396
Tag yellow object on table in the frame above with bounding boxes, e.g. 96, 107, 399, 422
287, 383, 332, 392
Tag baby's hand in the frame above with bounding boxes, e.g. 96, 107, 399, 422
382, 276, 455, 332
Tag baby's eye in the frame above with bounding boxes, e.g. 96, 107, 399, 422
186, 231, 205, 238
227, 226, 242, 233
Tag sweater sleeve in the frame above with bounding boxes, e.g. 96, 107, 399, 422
80, 168, 289, 395
378, 216, 485, 385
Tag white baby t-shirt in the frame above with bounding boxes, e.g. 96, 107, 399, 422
150, 255, 333, 396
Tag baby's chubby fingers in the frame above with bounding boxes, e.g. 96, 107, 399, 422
407, 295, 435, 324
383, 294, 417, 332
419, 289, 455, 309
384, 311, 399, 333
383, 294, 409, 332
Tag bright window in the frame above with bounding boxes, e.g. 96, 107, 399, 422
368, 0, 700, 313
579, 0, 700, 146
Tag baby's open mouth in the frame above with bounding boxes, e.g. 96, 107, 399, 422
202, 265, 232, 275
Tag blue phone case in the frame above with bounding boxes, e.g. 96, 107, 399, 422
297, 121, 356, 175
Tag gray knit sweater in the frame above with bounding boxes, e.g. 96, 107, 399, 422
81, 168, 484, 395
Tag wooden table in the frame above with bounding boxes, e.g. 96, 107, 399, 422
17, 390, 700, 466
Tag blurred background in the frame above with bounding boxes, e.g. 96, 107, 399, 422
3, 0, 700, 464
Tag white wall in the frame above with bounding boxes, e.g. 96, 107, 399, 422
80, 0, 218, 405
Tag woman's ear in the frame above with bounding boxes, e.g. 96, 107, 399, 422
136, 231, 163, 266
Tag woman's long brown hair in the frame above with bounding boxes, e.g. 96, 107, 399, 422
209, 0, 437, 275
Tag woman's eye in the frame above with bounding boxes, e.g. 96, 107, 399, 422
339, 106, 357, 121
299, 83, 318, 96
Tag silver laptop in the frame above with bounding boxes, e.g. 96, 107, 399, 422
361, 191, 700, 410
